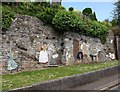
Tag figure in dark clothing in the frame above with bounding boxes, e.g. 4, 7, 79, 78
89, 48, 98, 63
77, 49, 83, 63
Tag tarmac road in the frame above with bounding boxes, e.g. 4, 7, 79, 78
67, 74, 119, 90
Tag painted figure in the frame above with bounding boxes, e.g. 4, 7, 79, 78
66, 50, 71, 65
89, 47, 98, 63
7, 47, 18, 71
51, 53, 58, 65
81, 41, 87, 56
109, 53, 115, 60
77, 49, 83, 63
39, 43, 48, 64
81, 40, 90, 63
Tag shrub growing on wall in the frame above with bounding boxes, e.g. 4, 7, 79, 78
2, 2, 109, 44
2, 6, 15, 31
2, 2, 65, 31
82, 19, 109, 43
52, 10, 84, 34
52, 10, 109, 43
37, 4, 65, 24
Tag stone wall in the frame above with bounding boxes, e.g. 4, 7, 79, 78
1, 14, 62, 74
1, 14, 116, 74
62, 31, 115, 64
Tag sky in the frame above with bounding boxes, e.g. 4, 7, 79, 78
61, 0, 115, 22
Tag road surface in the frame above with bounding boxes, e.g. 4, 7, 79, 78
67, 74, 119, 91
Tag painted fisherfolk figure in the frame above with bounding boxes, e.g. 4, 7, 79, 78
80, 40, 90, 63
38, 43, 48, 64
89, 47, 98, 63
7, 45, 18, 72
77, 49, 83, 63
65, 50, 71, 65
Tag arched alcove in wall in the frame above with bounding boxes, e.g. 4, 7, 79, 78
73, 38, 79, 62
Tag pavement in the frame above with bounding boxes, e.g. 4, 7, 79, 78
67, 74, 119, 90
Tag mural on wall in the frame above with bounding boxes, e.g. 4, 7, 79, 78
1, 15, 116, 74
80, 40, 90, 63
7, 42, 18, 71
65, 49, 71, 65
76, 49, 83, 63
38, 43, 48, 64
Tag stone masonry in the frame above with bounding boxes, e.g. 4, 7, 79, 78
1, 14, 116, 74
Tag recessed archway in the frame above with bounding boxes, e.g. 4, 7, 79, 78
73, 39, 79, 62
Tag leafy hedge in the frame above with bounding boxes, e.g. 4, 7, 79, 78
36, 4, 65, 24
2, 2, 65, 31
52, 10, 83, 33
2, 6, 15, 31
52, 10, 109, 43
2, 2, 109, 43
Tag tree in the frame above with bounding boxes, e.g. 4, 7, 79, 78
111, 0, 120, 36
37, 4, 65, 24
52, 10, 84, 34
113, 0, 120, 26
74, 10, 83, 19
52, 9, 109, 43
82, 8, 97, 21
82, 8, 92, 16
69, 7, 74, 11
2, 6, 15, 31
101, 19, 112, 28
90, 12, 97, 21
110, 19, 117, 26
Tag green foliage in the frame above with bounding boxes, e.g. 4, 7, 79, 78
2, 2, 64, 31
2, 6, 15, 31
83, 19, 109, 43
37, 4, 65, 24
52, 10, 84, 34
2, 2, 16, 6
111, 26, 120, 36
101, 19, 112, 28
73, 10, 83, 19
113, 0, 120, 25
69, 7, 74, 11
52, 10, 109, 43
111, 19, 118, 26
82, 8, 92, 16
37, 7, 55, 24
2, 2, 109, 43
82, 8, 98, 21
99, 24, 109, 44
111, 1, 120, 36
90, 12, 97, 21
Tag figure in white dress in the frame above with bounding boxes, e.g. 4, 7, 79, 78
39, 43, 48, 64
66, 50, 71, 65
80, 40, 90, 63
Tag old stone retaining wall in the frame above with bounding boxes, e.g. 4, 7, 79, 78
1, 14, 116, 74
